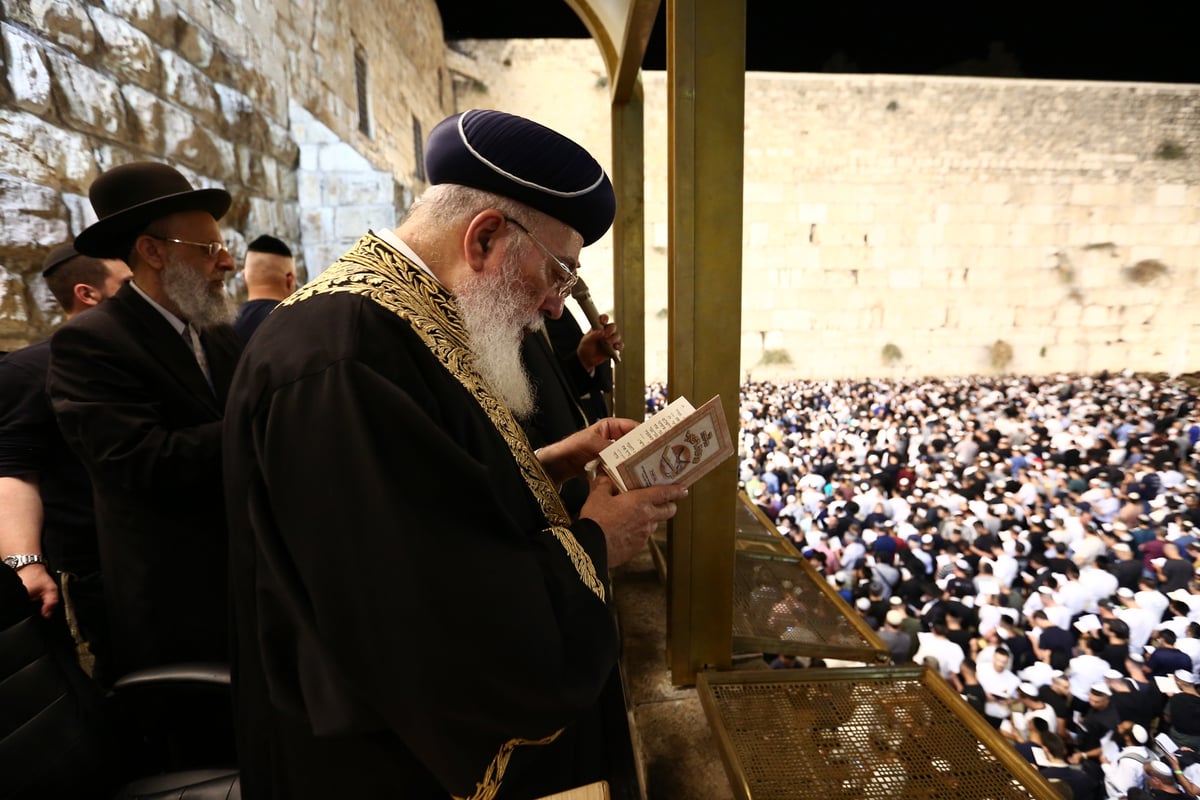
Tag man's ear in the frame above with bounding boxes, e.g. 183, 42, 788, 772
72, 282, 101, 309
463, 210, 506, 273
285, 271, 295, 291
132, 234, 167, 270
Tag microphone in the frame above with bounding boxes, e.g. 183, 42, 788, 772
570, 276, 620, 363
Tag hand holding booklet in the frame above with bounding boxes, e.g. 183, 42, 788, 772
596, 395, 734, 491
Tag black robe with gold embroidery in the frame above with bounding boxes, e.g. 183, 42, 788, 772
223, 234, 618, 799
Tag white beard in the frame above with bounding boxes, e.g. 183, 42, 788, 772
162, 253, 236, 329
455, 257, 542, 420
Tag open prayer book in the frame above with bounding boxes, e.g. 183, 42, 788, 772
1154, 675, 1181, 695
596, 395, 733, 492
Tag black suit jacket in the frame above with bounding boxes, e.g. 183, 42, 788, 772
47, 282, 242, 678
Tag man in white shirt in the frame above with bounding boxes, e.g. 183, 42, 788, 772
1113, 590, 1159, 652
977, 646, 1022, 726
912, 622, 965, 680
1069, 637, 1114, 704
1080, 560, 1120, 609
1101, 722, 1150, 800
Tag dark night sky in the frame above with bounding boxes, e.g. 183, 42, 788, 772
435, 1, 1198, 84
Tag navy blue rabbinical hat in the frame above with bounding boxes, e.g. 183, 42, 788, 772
74, 161, 231, 258
424, 109, 615, 246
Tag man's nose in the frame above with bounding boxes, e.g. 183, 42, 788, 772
541, 291, 566, 320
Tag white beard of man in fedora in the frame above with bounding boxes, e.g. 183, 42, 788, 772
150, 211, 238, 329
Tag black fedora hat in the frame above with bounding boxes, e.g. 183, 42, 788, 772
74, 161, 231, 258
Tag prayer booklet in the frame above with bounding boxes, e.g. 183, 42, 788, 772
597, 395, 734, 492
1154, 675, 1181, 695
1156, 732, 1179, 755
1073, 614, 1102, 634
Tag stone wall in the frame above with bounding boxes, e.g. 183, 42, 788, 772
3, 14, 1198, 379
0, 0, 446, 349
454, 39, 1200, 381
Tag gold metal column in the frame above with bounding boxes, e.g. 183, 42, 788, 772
610, 81, 646, 421
666, 0, 745, 684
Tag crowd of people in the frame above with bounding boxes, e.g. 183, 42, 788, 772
708, 375, 1200, 799
5, 103, 1199, 798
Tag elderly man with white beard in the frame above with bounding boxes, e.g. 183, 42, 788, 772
47, 161, 243, 680
223, 110, 688, 800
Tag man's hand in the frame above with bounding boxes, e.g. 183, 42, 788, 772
0, 475, 56, 618
579, 476, 686, 567
19, 563, 59, 619
576, 313, 622, 371
537, 417, 638, 485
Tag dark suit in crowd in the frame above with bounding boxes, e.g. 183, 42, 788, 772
47, 281, 241, 677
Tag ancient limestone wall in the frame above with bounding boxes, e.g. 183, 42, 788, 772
0, 0, 446, 349
3, 17, 1198, 379
454, 40, 1200, 381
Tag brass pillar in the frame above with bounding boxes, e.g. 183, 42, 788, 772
610, 81, 646, 422
666, 0, 745, 684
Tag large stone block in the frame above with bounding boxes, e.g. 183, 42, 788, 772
45, 52, 126, 139
161, 49, 217, 120
61, 192, 96, 235
88, 6, 159, 90
256, 154, 281, 199
208, 47, 280, 126
102, 0, 176, 46
267, 120, 300, 167
120, 84, 165, 154
236, 144, 267, 191
325, 171, 391, 207
245, 196, 286, 238
208, 4, 248, 60
0, 263, 33, 336
174, 11, 214, 69
0, 112, 96, 192
333, 205, 393, 240
2, 0, 97, 56
0, 178, 71, 257
318, 141, 375, 173
2, 23, 52, 115
161, 101, 233, 178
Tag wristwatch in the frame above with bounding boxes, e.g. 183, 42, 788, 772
3, 554, 45, 571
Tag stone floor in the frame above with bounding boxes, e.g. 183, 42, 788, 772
611, 546, 736, 800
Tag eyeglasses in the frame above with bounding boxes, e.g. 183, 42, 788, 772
146, 236, 229, 258
503, 216, 579, 298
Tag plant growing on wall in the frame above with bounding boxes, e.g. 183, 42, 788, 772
881, 342, 903, 366
759, 348, 793, 366
1155, 140, 1187, 160
1124, 259, 1169, 285
989, 339, 1014, 371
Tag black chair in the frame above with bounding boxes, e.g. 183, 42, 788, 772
0, 566, 239, 799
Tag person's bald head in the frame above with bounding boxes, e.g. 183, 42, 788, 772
242, 235, 295, 300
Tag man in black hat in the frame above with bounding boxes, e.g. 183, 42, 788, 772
224, 110, 686, 799
0, 244, 130, 681
46, 161, 243, 680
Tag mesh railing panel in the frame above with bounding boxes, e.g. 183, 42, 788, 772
700, 670, 1053, 800
732, 553, 876, 654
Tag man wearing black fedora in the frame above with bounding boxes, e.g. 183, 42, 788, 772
46, 161, 243, 681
